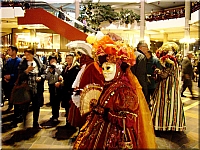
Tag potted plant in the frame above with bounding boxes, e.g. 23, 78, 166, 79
79, 1, 119, 30
119, 9, 140, 26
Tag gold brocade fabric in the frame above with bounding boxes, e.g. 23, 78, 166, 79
126, 67, 157, 149
73, 74, 139, 149
73, 69, 157, 149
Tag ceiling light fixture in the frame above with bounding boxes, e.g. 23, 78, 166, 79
179, 38, 196, 43
146, 0, 158, 3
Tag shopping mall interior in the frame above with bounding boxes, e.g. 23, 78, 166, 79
0, 0, 199, 149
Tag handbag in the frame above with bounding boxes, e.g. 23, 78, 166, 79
10, 83, 31, 104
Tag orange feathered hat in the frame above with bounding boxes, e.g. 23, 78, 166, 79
92, 35, 136, 66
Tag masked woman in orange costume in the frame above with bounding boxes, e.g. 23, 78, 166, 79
73, 36, 156, 149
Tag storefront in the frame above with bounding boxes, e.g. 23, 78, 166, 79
1, 28, 70, 52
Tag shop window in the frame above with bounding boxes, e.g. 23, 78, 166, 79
1, 33, 12, 47
14, 33, 31, 49
36, 32, 60, 49
13, 32, 60, 49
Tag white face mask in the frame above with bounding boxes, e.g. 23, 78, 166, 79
102, 62, 116, 81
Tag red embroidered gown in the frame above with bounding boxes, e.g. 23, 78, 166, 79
73, 73, 140, 149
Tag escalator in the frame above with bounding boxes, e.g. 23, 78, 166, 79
18, 8, 88, 41
12, 1, 96, 41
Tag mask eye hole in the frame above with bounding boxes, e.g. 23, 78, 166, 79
107, 67, 110, 70
77, 51, 82, 57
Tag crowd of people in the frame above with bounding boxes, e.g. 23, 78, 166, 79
1, 32, 200, 149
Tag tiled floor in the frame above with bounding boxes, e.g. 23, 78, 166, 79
1, 81, 199, 149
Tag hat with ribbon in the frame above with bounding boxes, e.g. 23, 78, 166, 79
66, 40, 93, 58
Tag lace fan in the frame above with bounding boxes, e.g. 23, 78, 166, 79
80, 84, 103, 116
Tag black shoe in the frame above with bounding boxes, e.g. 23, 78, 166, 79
10, 122, 17, 128
33, 124, 43, 129
50, 117, 59, 122
33, 122, 43, 129
16, 116, 23, 123
181, 94, 186, 97
191, 96, 198, 100
5, 107, 13, 112
70, 126, 77, 131
65, 122, 72, 128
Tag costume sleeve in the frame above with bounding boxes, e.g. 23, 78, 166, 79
107, 86, 139, 128
126, 68, 157, 149
158, 67, 171, 79
79, 63, 104, 88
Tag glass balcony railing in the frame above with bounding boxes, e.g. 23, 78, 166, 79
1, 1, 97, 34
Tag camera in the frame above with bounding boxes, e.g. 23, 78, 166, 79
49, 64, 56, 69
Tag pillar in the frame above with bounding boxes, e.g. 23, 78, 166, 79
30, 29, 36, 51
140, 0, 145, 41
163, 33, 168, 43
184, 0, 191, 56
75, 0, 80, 19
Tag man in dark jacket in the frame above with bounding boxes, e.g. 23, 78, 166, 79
61, 53, 80, 126
18, 49, 46, 128
131, 41, 149, 104
145, 50, 162, 103
3, 46, 21, 111
181, 52, 195, 99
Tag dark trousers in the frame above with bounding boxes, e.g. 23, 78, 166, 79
32, 94, 41, 126
49, 85, 61, 119
62, 93, 71, 124
13, 103, 29, 126
143, 88, 150, 105
1, 78, 4, 104
14, 104, 20, 118
181, 78, 193, 96
3, 82, 14, 109
148, 88, 156, 99
147, 88, 155, 110
64, 98, 71, 124
83, 26, 87, 33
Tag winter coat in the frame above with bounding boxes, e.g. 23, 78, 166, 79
18, 56, 46, 107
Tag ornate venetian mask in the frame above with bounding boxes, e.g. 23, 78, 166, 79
102, 62, 116, 81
